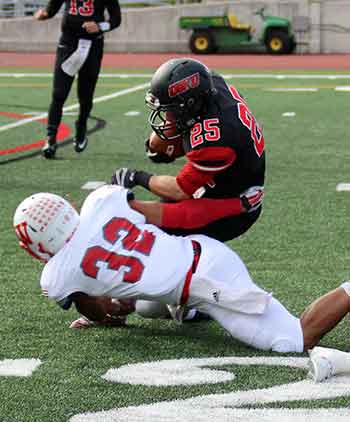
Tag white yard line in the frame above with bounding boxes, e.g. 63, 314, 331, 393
0, 82, 149, 133
336, 183, 350, 192
335, 86, 350, 91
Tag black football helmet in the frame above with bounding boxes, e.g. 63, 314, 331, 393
145, 58, 216, 141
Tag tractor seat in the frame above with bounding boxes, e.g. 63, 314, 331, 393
227, 14, 252, 31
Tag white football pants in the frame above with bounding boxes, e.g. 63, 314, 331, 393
137, 235, 304, 353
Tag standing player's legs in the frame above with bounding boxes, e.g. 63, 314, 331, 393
74, 37, 104, 153
43, 42, 76, 158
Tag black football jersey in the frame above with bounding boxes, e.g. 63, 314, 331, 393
46, 0, 121, 40
181, 73, 266, 198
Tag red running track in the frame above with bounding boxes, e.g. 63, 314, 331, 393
1, 52, 350, 70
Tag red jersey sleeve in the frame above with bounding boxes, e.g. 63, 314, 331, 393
176, 146, 237, 196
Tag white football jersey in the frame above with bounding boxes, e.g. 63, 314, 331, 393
40, 185, 194, 308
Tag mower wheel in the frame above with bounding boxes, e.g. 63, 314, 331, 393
189, 30, 215, 54
265, 30, 292, 54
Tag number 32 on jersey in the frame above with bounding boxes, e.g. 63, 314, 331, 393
81, 218, 155, 284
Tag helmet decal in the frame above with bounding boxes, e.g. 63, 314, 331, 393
14, 221, 33, 246
168, 73, 200, 98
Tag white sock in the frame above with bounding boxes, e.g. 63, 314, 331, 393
341, 281, 350, 296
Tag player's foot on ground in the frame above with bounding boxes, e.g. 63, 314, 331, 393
73, 136, 88, 153
42, 138, 57, 159
308, 347, 334, 382
74, 121, 88, 153
69, 315, 127, 329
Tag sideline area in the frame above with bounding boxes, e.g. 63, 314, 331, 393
1, 52, 350, 69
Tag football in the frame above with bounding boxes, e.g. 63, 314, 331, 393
148, 130, 185, 160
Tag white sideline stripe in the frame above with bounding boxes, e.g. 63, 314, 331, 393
264, 88, 319, 92
2, 73, 350, 79
0, 83, 149, 133
336, 183, 350, 192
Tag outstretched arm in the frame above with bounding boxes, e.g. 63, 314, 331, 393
70, 292, 135, 322
301, 282, 350, 351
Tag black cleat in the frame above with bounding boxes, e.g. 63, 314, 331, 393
186, 310, 212, 322
42, 139, 57, 159
74, 121, 88, 153
73, 136, 88, 153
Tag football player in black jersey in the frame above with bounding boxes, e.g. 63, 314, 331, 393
35, 0, 121, 159
112, 58, 265, 242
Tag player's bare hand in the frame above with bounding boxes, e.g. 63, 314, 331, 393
34, 9, 48, 20
82, 21, 100, 33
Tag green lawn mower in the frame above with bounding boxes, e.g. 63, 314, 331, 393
179, 8, 296, 54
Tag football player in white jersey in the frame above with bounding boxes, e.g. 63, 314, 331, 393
13, 185, 350, 382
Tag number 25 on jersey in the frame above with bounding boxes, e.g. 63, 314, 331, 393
229, 86, 265, 157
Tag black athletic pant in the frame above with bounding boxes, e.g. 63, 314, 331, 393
47, 36, 104, 139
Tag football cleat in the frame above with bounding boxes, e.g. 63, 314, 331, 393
74, 121, 88, 153
42, 138, 57, 159
185, 309, 212, 322
308, 347, 334, 382
73, 136, 88, 153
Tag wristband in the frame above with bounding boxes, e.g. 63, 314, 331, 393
98, 22, 111, 32
134, 171, 153, 190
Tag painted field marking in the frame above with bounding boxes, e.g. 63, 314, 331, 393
264, 88, 319, 92
282, 112, 296, 117
0, 111, 71, 155
81, 181, 106, 190
335, 86, 350, 91
0, 359, 42, 377
0, 83, 149, 133
124, 110, 141, 116
336, 183, 350, 192
72, 356, 350, 422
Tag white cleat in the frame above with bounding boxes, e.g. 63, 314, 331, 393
308, 347, 334, 382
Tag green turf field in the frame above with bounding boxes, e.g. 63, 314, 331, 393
1, 68, 350, 421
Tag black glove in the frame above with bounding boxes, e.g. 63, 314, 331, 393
145, 139, 175, 164
111, 168, 137, 188
111, 168, 153, 190
240, 186, 264, 212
